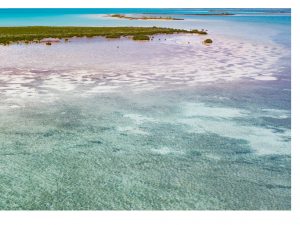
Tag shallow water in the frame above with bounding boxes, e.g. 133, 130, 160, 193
0, 9, 291, 210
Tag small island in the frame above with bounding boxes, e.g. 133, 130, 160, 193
143, 12, 234, 16
185, 13, 234, 16
0, 26, 207, 45
109, 14, 184, 21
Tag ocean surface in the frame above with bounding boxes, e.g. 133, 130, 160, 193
0, 9, 291, 210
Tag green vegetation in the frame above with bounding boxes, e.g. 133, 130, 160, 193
191, 29, 208, 35
0, 26, 207, 45
105, 34, 121, 39
203, 38, 213, 44
110, 14, 184, 21
132, 35, 150, 41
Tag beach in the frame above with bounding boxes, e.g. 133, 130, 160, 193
0, 8, 291, 210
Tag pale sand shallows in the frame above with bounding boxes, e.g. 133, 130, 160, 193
0, 34, 288, 103
0, 34, 291, 156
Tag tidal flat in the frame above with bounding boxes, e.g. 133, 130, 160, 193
0, 8, 291, 210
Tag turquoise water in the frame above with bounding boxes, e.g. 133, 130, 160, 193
0, 8, 291, 45
0, 9, 291, 210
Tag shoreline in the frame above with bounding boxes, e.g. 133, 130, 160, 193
0, 26, 207, 45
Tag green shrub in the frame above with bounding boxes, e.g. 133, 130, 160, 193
106, 34, 121, 39
198, 30, 208, 35
132, 35, 150, 41
204, 39, 213, 44
191, 29, 207, 35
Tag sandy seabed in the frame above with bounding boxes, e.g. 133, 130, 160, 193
0, 34, 291, 209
